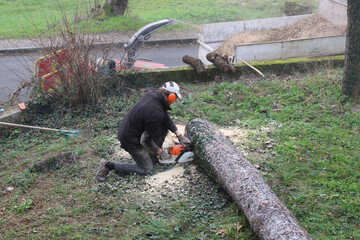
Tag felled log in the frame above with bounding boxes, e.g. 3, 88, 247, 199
186, 118, 313, 240
206, 52, 236, 73
182, 55, 206, 75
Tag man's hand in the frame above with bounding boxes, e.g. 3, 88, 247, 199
160, 149, 170, 160
178, 134, 191, 145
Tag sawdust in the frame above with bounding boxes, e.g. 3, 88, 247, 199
146, 165, 186, 187
142, 164, 201, 205
216, 14, 347, 56
220, 128, 249, 146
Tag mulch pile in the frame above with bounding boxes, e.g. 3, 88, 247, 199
216, 14, 347, 56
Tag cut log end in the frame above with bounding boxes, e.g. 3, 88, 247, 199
206, 52, 235, 73
182, 55, 207, 75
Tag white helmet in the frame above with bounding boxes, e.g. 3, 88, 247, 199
162, 81, 182, 99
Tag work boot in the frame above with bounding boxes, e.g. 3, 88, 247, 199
96, 159, 110, 182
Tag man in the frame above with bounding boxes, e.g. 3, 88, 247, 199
96, 81, 191, 182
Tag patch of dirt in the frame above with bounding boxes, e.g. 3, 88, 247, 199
216, 14, 347, 56
219, 128, 249, 146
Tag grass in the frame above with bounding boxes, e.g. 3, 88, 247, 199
0, 0, 318, 39
1, 67, 359, 239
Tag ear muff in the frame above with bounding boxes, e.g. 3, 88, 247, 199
168, 93, 176, 102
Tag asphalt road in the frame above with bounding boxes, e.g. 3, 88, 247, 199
0, 43, 198, 105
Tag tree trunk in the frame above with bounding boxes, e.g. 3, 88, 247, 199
182, 55, 207, 75
206, 52, 235, 73
185, 118, 313, 240
342, 1, 360, 100
104, 0, 128, 16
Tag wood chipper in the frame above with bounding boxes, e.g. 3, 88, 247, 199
34, 19, 179, 92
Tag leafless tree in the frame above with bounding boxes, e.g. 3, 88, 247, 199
342, 0, 360, 101
103, 0, 128, 16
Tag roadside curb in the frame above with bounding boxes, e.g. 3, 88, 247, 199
0, 38, 198, 55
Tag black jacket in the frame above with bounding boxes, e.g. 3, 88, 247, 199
117, 90, 178, 151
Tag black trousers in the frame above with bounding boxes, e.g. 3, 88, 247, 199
114, 127, 168, 175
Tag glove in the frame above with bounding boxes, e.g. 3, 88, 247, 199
160, 149, 170, 160
178, 134, 191, 145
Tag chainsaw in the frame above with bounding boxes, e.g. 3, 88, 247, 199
159, 143, 194, 164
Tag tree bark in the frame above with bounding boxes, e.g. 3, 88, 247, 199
104, 0, 128, 16
206, 52, 235, 73
182, 55, 207, 75
185, 118, 313, 240
342, 0, 360, 100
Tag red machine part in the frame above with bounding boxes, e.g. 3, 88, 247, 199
169, 144, 185, 156
35, 52, 165, 92
133, 61, 166, 69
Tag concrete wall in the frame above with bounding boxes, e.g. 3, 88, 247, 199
198, 35, 346, 64
234, 35, 345, 63
200, 14, 312, 43
0, 105, 24, 128
200, 1, 347, 44
318, 0, 347, 25
197, 2, 348, 64
199, 0, 348, 44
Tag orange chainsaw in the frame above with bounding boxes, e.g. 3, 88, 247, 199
159, 143, 194, 164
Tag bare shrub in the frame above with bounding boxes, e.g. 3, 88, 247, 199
24, 1, 124, 107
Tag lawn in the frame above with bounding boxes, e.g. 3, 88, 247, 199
1, 67, 359, 239
0, 0, 318, 39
